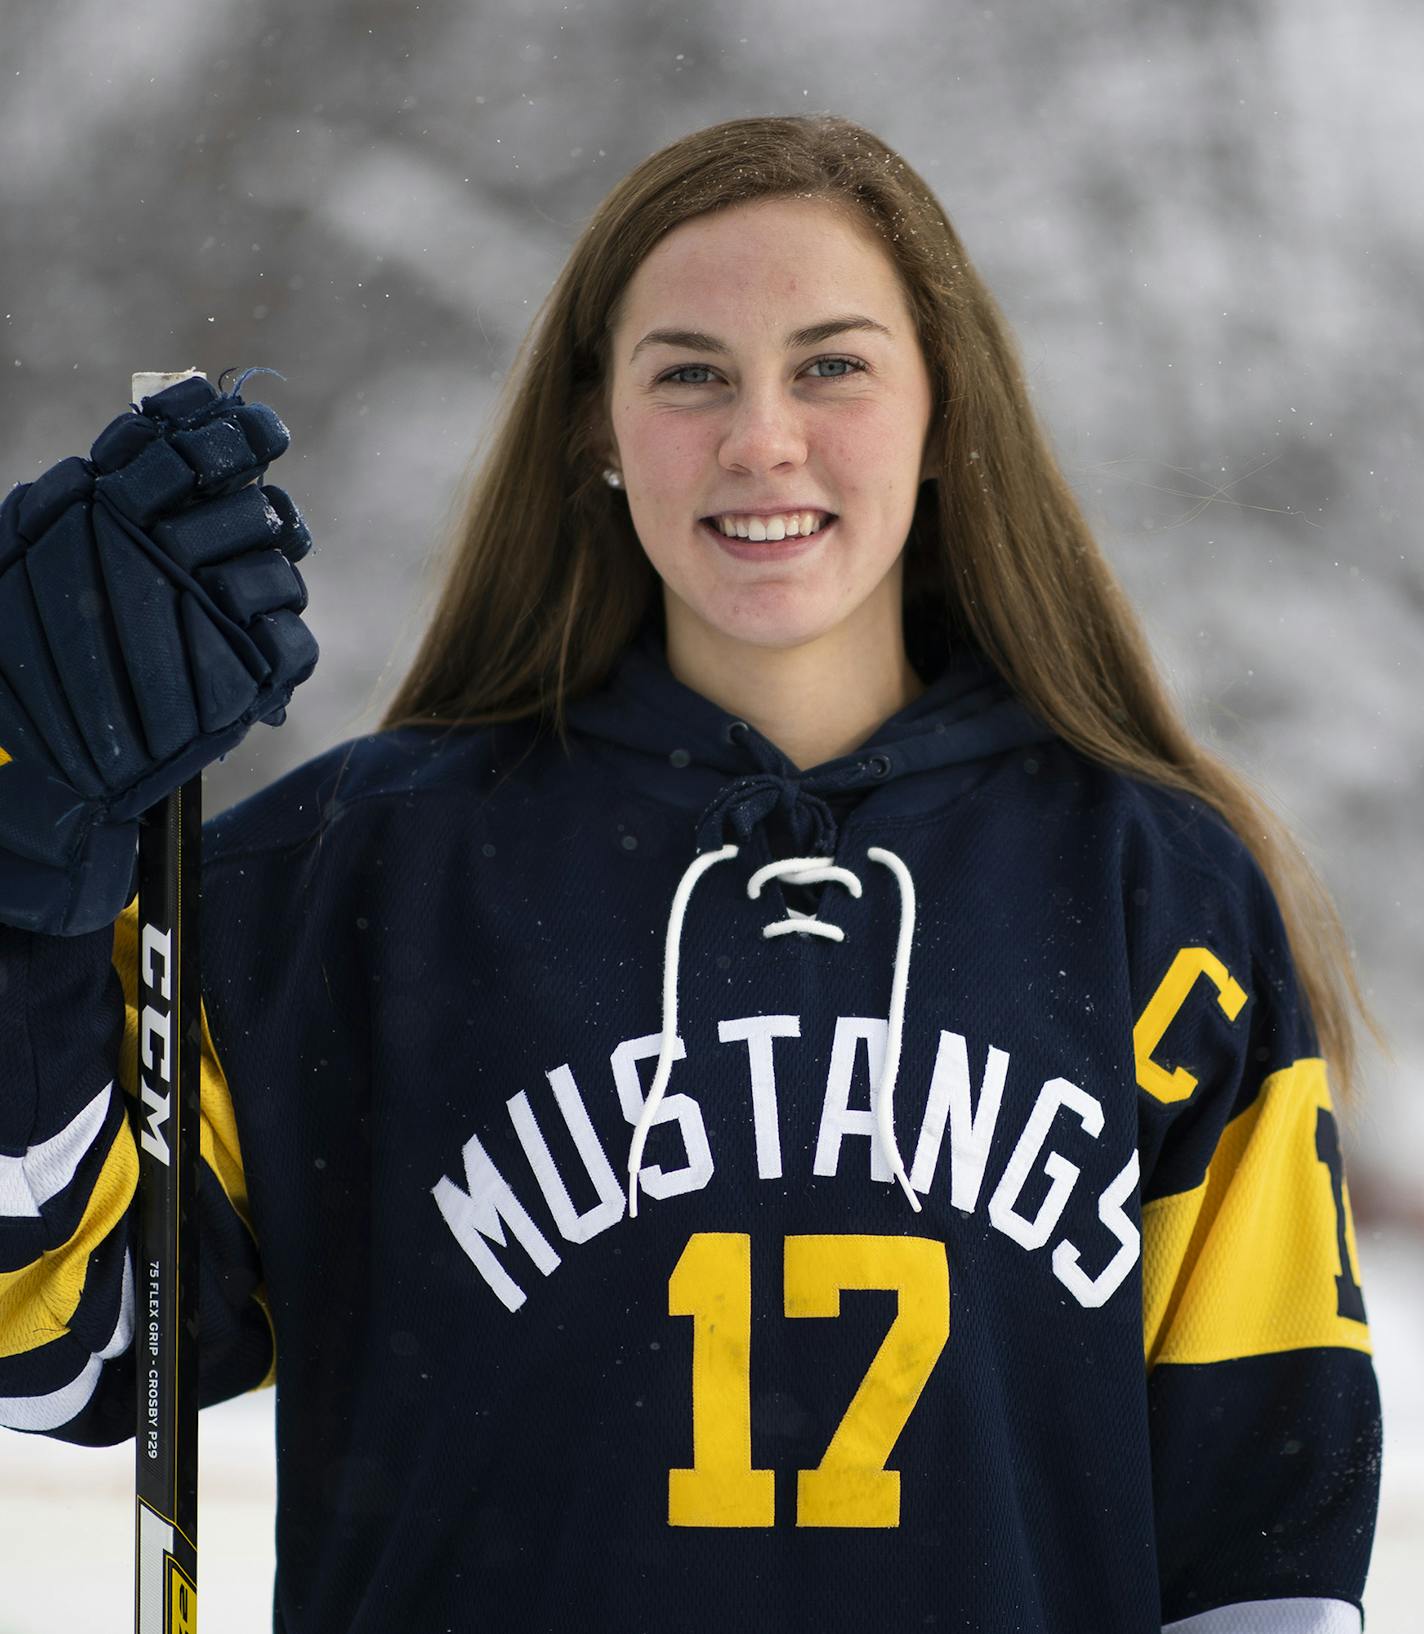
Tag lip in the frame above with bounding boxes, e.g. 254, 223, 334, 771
699, 515, 836, 561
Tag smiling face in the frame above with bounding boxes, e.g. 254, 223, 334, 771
604, 195, 936, 664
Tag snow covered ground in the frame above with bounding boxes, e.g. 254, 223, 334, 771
1, 1225, 1418, 1632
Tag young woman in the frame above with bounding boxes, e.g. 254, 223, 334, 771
0, 114, 1383, 1633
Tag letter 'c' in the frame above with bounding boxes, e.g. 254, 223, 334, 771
1134, 947, 1246, 1104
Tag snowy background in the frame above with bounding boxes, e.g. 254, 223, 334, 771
1, 0, 1420, 1627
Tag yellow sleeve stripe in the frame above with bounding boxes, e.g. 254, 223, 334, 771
113, 898, 276, 1392
0, 1115, 138, 1359
1142, 1056, 1370, 1370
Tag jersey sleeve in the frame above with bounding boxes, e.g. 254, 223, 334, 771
1131, 838, 1382, 1632
0, 894, 274, 1446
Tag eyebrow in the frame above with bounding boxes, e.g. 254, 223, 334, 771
629, 314, 892, 365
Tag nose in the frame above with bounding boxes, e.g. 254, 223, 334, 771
717, 381, 810, 475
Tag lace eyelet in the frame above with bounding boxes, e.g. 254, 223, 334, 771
725, 720, 750, 744
867, 754, 891, 777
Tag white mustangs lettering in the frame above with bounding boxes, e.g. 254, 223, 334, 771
431, 1013, 1140, 1316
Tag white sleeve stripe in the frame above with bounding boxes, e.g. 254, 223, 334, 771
0, 1248, 133, 1433
102, 1247, 136, 1359
0, 1081, 115, 1219
1164, 1598, 1362, 1633
0, 1353, 103, 1432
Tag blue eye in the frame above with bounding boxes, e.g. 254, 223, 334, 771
806, 356, 866, 380
657, 356, 868, 386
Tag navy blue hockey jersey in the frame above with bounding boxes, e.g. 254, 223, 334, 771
0, 618, 1381, 1631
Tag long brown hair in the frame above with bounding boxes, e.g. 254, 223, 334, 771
379, 113, 1385, 1108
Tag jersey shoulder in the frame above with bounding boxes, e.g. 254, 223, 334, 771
1039, 739, 1273, 915
201, 721, 531, 870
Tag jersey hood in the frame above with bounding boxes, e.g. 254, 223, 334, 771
565, 617, 1059, 1220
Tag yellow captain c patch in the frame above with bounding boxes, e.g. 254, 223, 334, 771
0, 743, 12, 767
1134, 946, 1247, 1104
1142, 1057, 1371, 1369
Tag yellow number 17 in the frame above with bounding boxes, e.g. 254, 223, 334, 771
667, 1233, 950, 1529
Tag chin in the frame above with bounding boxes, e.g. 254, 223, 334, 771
691, 600, 845, 654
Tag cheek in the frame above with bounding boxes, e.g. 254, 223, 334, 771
647, 427, 715, 485
625, 498, 698, 583
616, 404, 704, 471
818, 408, 903, 474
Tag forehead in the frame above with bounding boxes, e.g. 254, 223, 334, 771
617, 197, 902, 330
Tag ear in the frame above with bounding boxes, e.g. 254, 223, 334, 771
585, 396, 619, 480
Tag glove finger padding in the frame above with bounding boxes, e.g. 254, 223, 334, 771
197, 550, 309, 623
247, 608, 319, 692
88, 377, 292, 524
261, 484, 313, 563
151, 479, 314, 571
150, 483, 284, 572
2, 455, 94, 569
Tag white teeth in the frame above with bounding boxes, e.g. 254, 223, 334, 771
712, 511, 828, 540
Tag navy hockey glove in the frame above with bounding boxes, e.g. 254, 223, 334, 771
0, 374, 319, 936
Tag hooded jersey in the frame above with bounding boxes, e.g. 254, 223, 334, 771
0, 618, 1381, 1632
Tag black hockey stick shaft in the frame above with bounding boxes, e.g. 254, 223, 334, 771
132, 370, 203, 1634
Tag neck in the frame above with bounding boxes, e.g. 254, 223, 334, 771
662, 589, 928, 773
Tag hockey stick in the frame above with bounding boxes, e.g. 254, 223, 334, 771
132, 369, 203, 1634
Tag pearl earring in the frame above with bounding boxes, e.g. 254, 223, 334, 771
603, 468, 623, 489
